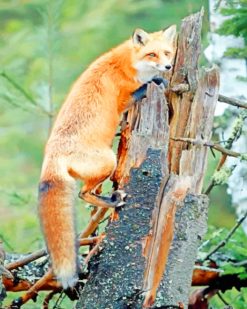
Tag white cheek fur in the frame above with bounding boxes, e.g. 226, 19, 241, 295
134, 60, 159, 83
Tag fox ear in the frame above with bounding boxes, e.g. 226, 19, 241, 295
132, 28, 149, 46
162, 25, 177, 45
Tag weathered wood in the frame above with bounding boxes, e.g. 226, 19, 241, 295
77, 149, 167, 309
112, 83, 169, 188
154, 194, 208, 307
142, 10, 219, 307
142, 174, 191, 307
179, 66, 220, 193
77, 83, 170, 309
168, 8, 203, 174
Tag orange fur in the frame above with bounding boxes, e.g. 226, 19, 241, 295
38, 26, 177, 288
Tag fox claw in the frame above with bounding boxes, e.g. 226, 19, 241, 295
111, 190, 127, 202
116, 201, 126, 208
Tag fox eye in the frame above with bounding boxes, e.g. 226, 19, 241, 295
164, 51, 171, 56
147, 53, 157, 57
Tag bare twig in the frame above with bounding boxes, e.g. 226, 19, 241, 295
10, 270, 54, 308
42, 290, 60, 309
169, 88, 247, 110
171, 137, 244, 158
84, 234, 105, 264
232, 259, 247, 267
99, 215, 111, 225
5, 237, 102, 272
6, 249, 47, 271
218, 94, 247, 110
53, 292, 66, 309
203, 211, 247, 261
80, 208, 109, 238
84, 241, 102, 264
203, 182, 215, 195
171, 136, 243, 194
217, 291, 229, 306
79, 236, 103, 246
203, 110, 247, 194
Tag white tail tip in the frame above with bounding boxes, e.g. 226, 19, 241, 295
56, 269, 78, 289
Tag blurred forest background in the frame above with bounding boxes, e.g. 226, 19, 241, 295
0, 0, 246, 308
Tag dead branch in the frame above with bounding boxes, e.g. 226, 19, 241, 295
171, 137, 244, 158
5, 237, 100, 274
6, 249, 47, 271
218, 94, 247, 110
189, 275, 247, 308
170, 86, 247, 110
204, 110, 247, 194
2, 236, 100, 306
3, 276, 60, 292
9, 270, 54, 308
42, 290, 60, 309
84, 241, 102, 264
216, 291, 229, 306
192, 266, 221, 286
78, 236, 104, 246
79, 208, 109, 238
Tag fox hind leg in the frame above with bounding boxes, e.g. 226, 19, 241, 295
69, 149, 125, 208
80, 181, 126, 209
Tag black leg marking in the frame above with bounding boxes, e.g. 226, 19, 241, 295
132, 77, 168, 103
132, 83, 148, 101
38, 180, 53, 196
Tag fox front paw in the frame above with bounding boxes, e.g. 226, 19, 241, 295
111, 189, 127, 208
151, 77, 168, 88
132, 83, 148, 101
132, 77, 168, 102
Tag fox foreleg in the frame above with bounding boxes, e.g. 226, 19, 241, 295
131, 77, 168, 102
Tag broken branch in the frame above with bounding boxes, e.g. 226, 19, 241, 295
203, 110, 247, 194
6, 249, 47, 271
171, 137, 244, 158
218, 94, 247, 110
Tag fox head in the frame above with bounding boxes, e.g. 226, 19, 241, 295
132, 25, 177, 83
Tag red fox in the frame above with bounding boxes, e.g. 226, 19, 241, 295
38, 25, 177, 289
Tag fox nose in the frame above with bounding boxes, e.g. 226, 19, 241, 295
165, 65, 172, 70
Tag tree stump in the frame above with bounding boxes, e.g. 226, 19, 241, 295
76, 9, 220, 309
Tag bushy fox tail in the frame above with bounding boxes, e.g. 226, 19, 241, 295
38, 172, 78, 289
